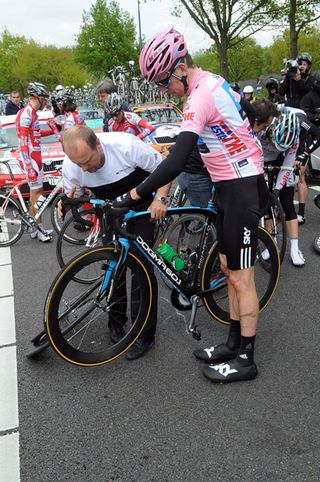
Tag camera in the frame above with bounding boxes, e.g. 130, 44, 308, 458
284, 59, 300, 77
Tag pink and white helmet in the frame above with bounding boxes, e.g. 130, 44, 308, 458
139, 27, 188, 82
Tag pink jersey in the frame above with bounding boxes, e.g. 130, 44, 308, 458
108, 111, 154, 139
64, 111, 85, 130
180, 69, 263, 182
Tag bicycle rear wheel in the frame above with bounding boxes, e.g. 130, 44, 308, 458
51, 193, 72, 235
0, 195, 24, 246
260, 195, 287, 263
201, 227, 280, 324
45, 246, 152, 366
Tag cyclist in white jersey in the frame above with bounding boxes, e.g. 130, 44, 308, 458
60, 125, 170, 360
116, 28, 270, 383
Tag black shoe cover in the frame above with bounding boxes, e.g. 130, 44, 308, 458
193, 343, 238, 364
202, 358, 258, 383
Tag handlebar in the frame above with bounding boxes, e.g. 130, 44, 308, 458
61, 195, 136, 240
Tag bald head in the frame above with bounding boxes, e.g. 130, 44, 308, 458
62, 125, 98, 156
62, 126, 105, 173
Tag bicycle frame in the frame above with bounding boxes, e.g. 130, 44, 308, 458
2, 171, 63, 228
94, 202, 225, 338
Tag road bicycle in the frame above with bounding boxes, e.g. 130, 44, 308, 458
54, 183, 187, 274
260, 165, 288, 263
27, 196, 280, 364
0, 161, 63, 246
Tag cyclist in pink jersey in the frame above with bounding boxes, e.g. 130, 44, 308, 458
15, 82, 55, 242
105, 93, 154, 139
116, 28, 270, 383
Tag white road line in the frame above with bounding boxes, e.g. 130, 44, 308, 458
0, 245, 20, 481
0, 433, 20, 481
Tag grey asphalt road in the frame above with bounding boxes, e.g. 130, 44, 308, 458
12, 191, 320, 482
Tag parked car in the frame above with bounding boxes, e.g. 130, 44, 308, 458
0, 111, 64, 197
132, 103, 182, 151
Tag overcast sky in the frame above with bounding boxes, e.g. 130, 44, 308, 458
0, 0, 275, 53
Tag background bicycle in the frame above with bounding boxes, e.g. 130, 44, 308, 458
0, 160, 63, 246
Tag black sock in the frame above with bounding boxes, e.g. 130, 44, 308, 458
237, 335, 256, 364
298, 203, 305, 216
226, 319, 241, 349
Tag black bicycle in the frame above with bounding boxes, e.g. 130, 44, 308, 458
27, 195, 280, 364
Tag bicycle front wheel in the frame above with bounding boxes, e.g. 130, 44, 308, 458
201, 227, 280, 325
0, 195, 24, 246
45, 247, 153, 366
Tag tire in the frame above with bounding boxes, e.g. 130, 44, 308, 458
260, 196, 287, 264
201, 227, 280, 325
56, 209, 101, 280
0, 195, 24, 246
45, 246, 153, 366
50, 193, 69, 235
313, 234, 320, 254
314, 194, 320, 210
51, 195, 92, 243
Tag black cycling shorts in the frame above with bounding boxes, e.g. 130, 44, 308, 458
214, 174, 269, 271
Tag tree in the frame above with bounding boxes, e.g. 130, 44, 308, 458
0, 30, 90, 95
272, 0, 320, 58
0, 30, 28, 92
75, 0, 139, 79
12, 44, 90, 93
169, 0, 277, 79
268, 26, 320, 75
194, 37, 268, 82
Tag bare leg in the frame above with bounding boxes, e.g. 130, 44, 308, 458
29, 187, 43, 224
219, 253, 258, 335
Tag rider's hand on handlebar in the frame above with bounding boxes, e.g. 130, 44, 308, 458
57, 186, 77, 219
148, 198, 167, 220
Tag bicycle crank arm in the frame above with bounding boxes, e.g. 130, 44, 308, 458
186, 295, 201, 340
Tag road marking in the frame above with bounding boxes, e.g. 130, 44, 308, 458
0, 246, 20, 481
0, 433, 20, 481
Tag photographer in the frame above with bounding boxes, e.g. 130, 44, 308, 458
279, 53, 313, 108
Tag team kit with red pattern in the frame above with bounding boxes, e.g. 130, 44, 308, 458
15, 82, 57, 242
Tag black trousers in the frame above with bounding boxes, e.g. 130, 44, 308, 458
108, 215, 157, 341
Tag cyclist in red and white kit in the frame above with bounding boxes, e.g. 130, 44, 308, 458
105, 93, 154, 139
116, 28, 270, 383
15, 82, 55, 242
48, 88, 85, 140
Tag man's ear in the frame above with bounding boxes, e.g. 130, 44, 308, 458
176, 62, 187, 76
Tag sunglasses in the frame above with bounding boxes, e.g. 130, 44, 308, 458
154, 60, 182, 88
